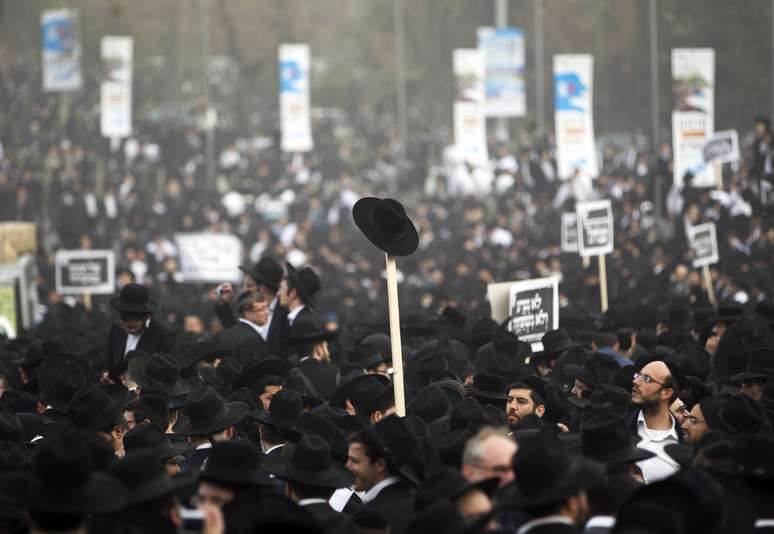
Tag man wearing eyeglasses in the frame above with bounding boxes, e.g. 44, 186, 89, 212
630, 361, 684, 484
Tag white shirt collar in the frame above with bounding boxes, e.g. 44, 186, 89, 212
756, 519, 774, 527
264, 443, 284, 455
585, 516, 616, 529
363, 476, 401, 502
238, 318, 266, 339
637, 410, 679, 440
298, 498, 329, 507
196, 442, 213, 450
287, 304, 306, 325
516, 515, 574, 534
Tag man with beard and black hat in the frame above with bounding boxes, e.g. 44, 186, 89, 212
105, 283, 178, 370
216, 291, 270, 366
630, 361, 683, 483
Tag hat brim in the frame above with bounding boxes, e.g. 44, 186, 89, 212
331, 373, 389, 409
265, 458, 354, 489
198, 468, 275, 489
285, 263, 319, 308
286, 330, 340, 346
239, 265, 280, 291
232, 358, 291, 391
587, 445, 656, 465
352, 197, 419, 257
127, 356, 193, 397
360, 385, 396, 420
249, 410, 298, 430
127, 471, 196, 507
533, 342, 585, 361
663, 443, 693, 469
729, 370, 771, 383
107, 296, 160, 314
7, 470, 128, 514
508, 456, 604, 507
172, 402, 249, 436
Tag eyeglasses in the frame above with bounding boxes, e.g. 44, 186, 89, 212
633, 372, 667, 388
683, 415, 705, 426
471, 462, 512, 476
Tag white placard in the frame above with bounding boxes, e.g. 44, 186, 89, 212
453, 49, 488, 165
41, 9, 82, 92
507, 277, 560, 352
576, 200, 614, 257
279, 44, 313, 152
687, 222, 719, 268
176, 233, 243, 283
100, 36, 134, 138
703, 130, 739, 165
554, 54, 598, 179
561, 212, 579, 253
55, 249, 115, 295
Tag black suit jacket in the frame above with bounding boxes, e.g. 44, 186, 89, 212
298, 358, 339, 401
215, 299, 288, 356
362, 481, 415, 534
179, 447, 210, 474
301, 502, 354, 534
524, 522, 582, 534
217, 321, 268, 367
106, 318, 178, 370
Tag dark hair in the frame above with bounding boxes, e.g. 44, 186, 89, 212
130, 404, 169, 430
256, 374, 283, 393
369, 396, 395, 418
288, 480, 334, 500
259, 423, 285, 447
593, 331, 618, 349
27, 511, 87, 532
586, 473, 639, 516
615, 328, 634, 351
237, 292, 266, 316
522, 500, 565, 518
295, 341, 318, 356
99, 412, 128, 435
662, 374, 679, 403
509, 382, 545, 406
349, 431, 383, 463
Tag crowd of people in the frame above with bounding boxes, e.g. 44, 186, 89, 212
0, 42, 774, 533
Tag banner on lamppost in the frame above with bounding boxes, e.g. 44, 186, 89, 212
453, 49, 488, 165
41, 9, 82, 92
100, 36, 134, 138
553, 54, 598, 180
672, 48, 715, 187
279, 44, 313, 152
477, 27, 526, 118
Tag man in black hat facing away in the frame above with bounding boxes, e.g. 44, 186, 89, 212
264, 435, 356, 534
105, 282, 178, 370
216, 291, 270, 366
67, 383, 130, 457
250, 388, 303, 455
214, 256, 288, 354
286, 316, 340, 400
280, 263, 322, 332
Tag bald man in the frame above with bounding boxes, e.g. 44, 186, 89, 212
630, 361, 681, 483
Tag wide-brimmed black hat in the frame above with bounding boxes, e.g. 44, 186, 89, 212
108, 283, 160, 314
472, 373, 508, 405
284, 372, 325, 409
285, 263, 321, 308
249, 389, 303, 430
288, 412, 341, 455
731, 433, 774, 480
408, 385, 450, 425
713, 305, 746, 323
109, 449, 194, 507
508, 427, 604, 507
129, 352, 193, 397
172, 386, 248, 436
125, 393, 170, 429
330, 372, 389, 409
718, 394, 765, 435
198, 439, 274, 488
67, 384, 129, 431
240, 257, 284, 291
3, 431, 127, 514
581, 406, 654, 465
428, 398, 484, 444
364, 415, 422, 485
346, 344, 385, 371
263, 435, 354, 489
123, 422, 194, 460
730, 348, 774, 383
286, 316, 339, 345
185, 341, 231, 369
565, 353, 619, 389
37, 356, 90, 410
533, 329, 584, 361
352, 197, 419, 257
349, 376, 394, 420
201, 358, 244, 389
232, 356, 291, 391
570, 382, 630, 410
415, 466, 498, 511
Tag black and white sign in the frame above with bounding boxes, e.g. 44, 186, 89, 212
561, 212, 579, 253
507, 277, 560, 351
176, 233, 243, 283
703, 130, 739, 165
576, 200, 614, 257
55, 249, 115, 295
687, 222, 719, 268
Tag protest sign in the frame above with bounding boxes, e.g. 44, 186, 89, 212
477, 27, 526, 117
55, 250, 115, 295
453, 48, 488, 165
176, 233, 243, 283
41, 9, 82, 92
507, 277, 560, 352
561, 212, 579, 253
576, 200, 614, 257
554, 54, 598, 179
687, 222, 719, 268
703, 130, 739, 165
0, 283, 16, 340
279, 44, 313, 152
0, 223, 37, 264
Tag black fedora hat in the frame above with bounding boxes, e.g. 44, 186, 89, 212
109, 449, 194, 507
239, 257, 284, 291
349, 376, 394, 420
285, 263, 321, 308
365, 415, 422, 485
67, 384, 129, 431
346, 344, 385, 371
472, 373, 508, 406
37, 356, 90, 410
129, 353, 192, 396
565, 353, 619, 389
415, 466, 498, 511
108, 283, 160, 314
249, 389, 303, 430
125, 393, 170, 430
123, 422, 194, 460
284, 372, 325, 409
408, 385, 450, 425
263, 435, 354, 489
172, 386, 248, 436
185, 341, 231, 369
732, 433, 774, 480
330, 372, 389, 410
201, 357, 244, 389
714, 305, 746, 323
199, 439, 274, 488
580, 405, 654, 465
428, 398, 483, 444
718, 394, 765, 435
730, 348, 774, 382
286, 316, 339, 346
570, 382, 630, 410
352, 197, 419, 257
3, 431, 128, 514
508, 427, 604, 507
533, 329, 584, 361
289, 412, 337, 448
232, 356, 291, 391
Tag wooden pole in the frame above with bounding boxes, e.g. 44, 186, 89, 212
702, 265, 717, 306
582, 256, 590, 269
385, 253, 406, 416
84, 293, 93, 312
714, 161, 723, 191
598, 254, 608, 313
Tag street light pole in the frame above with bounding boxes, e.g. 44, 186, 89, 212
535, 0, 545, 135
199, 0, 215, 191
495, 0, 509, 142
394, 0, 408, 192
649, 0, 663, 219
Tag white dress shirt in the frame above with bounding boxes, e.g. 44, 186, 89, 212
517, 515, 575, 534
123, 319, 150, 355
287, 304, 306, 326
635, 410, 680, 483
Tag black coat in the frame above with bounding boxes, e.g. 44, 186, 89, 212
215, 300, 288, 356
301, 501, 355, 534
361, 481, 416, 534
217, 321, 268, 366
179, 447, 210, 474
297, 358, 339, 401
105, 318, 178, 370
